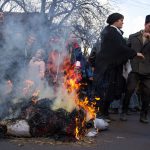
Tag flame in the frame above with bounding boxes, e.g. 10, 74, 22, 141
23, 80, 40, 104
95, 97, 100, 101
23, 80, 34, 96
31, 89, 40, 104
76, 97, 96, 121
63, 58, 97, 140
32, 89, 40, 97
75, 117, 80, 140
64, 65, 96, 120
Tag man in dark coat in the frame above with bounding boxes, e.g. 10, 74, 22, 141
94, 13, 144, 121
120, 15, 150, 123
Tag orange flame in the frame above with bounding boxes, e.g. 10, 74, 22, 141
62, 58, 97, 140
23, 80, 40, 104
31, 89, 40, 104
76, 97, 96, 120
75, 117, 80, 140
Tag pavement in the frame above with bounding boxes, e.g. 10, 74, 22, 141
0, 112, 150, 150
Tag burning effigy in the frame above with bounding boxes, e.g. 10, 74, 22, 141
0, 99, 108, 139
0, 18, 108, 140
0, 98, 86, 138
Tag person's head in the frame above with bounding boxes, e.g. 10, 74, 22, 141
107, 13, 124, 29
35, 49, 45, 59
144, 15, 150, 33
27, 32, 36, 46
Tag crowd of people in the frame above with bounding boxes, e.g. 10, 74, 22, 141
0, 9, 150, 128
0, 10, 92, 99
90, 13, 150, 124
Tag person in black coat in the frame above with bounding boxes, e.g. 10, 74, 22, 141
94, 13, 144, 121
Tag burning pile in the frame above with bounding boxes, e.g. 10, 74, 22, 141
0, 48, 108, 141
62, 59, 97, 139
1, 56, 95, 139
0, 98, 86, 138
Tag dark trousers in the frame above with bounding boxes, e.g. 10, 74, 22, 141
122, 72, 150, 114
101, 91, 114, 116
96, 79, 123, 117
95, 67, 125, 117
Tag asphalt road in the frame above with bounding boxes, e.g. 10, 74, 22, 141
0, 112, 150, 150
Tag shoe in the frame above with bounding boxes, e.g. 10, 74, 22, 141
120, 113, 127, 121
134, 106, 141, 111
140, 118, 149, 123
109, 108, 119, 114
126, 111, 132, 115
140, 112, 149, 124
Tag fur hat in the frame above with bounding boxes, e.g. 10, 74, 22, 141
107, 13, 124, 25
145, 15, 150, 24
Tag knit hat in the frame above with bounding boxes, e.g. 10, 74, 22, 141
107, 13, 124, 25
145, 15, 150, 24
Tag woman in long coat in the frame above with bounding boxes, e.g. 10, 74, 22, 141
94, 13, 144, 120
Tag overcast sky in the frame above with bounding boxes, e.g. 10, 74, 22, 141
110, 0, 150, 37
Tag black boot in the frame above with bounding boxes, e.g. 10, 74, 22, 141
140, 112, 149, 123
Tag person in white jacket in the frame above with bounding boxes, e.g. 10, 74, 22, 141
28, 49, 45, 80
24, 49, 46, 97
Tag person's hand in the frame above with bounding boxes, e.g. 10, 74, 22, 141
143, 32, 150, 39
92, 67, 95, 72
89, 77, 93, 81
137, 52, 145, 59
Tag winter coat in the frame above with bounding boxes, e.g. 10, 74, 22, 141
94, 25, 137, 99
128, 30, 150, 74
28, 57, 45, 80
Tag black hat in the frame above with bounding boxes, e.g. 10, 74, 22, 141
106, 13, 124, 25
145, 15, 150, 24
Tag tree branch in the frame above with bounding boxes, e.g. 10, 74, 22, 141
0, 0, 27, 12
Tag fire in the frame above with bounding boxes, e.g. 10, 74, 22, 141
32, 89, 40, 97
23, 80, 34, 96
32, 89, 40, 104
23, 80, 40, 104
63, 58, 97, 140
75, 117, 80, 140
76, 97, 96, 121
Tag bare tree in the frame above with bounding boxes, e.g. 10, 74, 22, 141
0, 0, 112, 45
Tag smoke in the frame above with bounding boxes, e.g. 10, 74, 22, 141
0, 12, 80, 119
52, 86, 77, 112
0, 13, 47, 98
